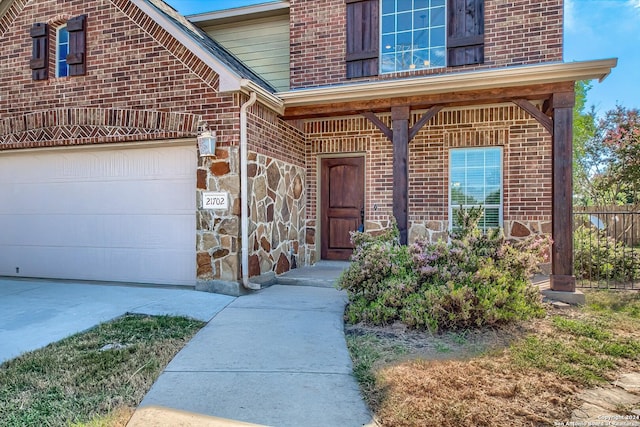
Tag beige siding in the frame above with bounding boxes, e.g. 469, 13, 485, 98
202, 15, 290, 92
0, 0, 16, 19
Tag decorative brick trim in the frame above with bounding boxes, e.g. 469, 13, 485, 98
305, 116, 377, 135
309, 136, 371, 155
48, 14, 73, 26
445, 128, 509, 148
0, 108, 199, 149
426, 104, 532, 126
0, 0, 28, 38
108, 0, 220, 91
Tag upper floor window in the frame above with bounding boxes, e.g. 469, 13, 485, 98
380, 0, 446, 73
346, 0, 484, 79
56, 25, 69, 78
29, 15, 87, 81
449, 147, 503, 231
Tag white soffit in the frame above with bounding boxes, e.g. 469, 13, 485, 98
277, 59, 618, 108
188, 1, 290, 25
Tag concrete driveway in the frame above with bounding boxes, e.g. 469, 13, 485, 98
0, 277, 235, 364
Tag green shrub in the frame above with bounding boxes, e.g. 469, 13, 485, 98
338, 208, 548, 332
574, 224, 640, 282
340, 224, 419, 325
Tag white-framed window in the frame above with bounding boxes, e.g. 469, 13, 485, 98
449, 147, 503, 231
56, 25, 69, 78
380, 0, 446, 73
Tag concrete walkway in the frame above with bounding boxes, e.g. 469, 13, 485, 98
131, 262, 373, 427
0, 278, 235, 364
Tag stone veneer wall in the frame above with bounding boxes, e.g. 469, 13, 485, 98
196, 146, 241, 282
304, 104, 553, 262
195, 99, 308, 283
247, 153, 306, 276
196, 148, 307, 282
246, 102, 307, 277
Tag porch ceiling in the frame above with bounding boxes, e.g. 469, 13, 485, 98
277, 58, 617, 120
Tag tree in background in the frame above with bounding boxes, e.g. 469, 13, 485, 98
573, 81, 597, 205
595, 106, 640, 206
573, 82, 640, 207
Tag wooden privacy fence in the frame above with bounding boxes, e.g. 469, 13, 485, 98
573, 206, 640, 290
574, 206, 640, 246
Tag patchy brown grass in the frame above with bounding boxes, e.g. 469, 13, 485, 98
0, 314, 204, 427
375, 356, 578, 426
347, 290, 640, 427
71, 407, 135, 427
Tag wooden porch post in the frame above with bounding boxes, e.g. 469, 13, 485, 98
364, 106, 441, 245
392, 106, 410, 245
550, 91, 576, 291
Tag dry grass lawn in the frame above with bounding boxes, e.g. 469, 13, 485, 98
347, 290, 640, 427
0, 314, 204, 427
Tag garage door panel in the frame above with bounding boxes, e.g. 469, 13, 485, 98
0, 148, 195, 184
1, 179, 194, 215
1, 214, 193, 249
1, 246, 194, 285
0, 144, 197, 286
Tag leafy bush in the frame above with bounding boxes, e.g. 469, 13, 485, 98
338, 208, 548, 332
574, 224, 640, 282
339, 225, 419, 325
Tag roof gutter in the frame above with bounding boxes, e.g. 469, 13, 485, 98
241, 79, 284, 115
188, 1, 290, 24
276, 58, 618, 108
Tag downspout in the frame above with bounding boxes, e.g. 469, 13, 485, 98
240, 92, 260, 290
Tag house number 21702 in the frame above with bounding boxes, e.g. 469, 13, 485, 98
202, 192, 229, 210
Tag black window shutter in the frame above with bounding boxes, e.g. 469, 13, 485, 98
29, 23, 49, 81
345, 0, 379, 78
447, 0, 484, 66
66, 15, 87, 76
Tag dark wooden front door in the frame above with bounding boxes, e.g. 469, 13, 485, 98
321, 157, 365, 260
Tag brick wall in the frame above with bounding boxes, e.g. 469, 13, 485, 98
0, 0, 236, 148
289, 0, 346, 89
0, 0, 310, 284
303, 104, 552, 256
247, 99, 306, 168
484, 0, 563, 67
289, 0, 564, 89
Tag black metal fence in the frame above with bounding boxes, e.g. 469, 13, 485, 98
573, 207, 640, 290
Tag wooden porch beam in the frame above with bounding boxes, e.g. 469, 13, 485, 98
512, 99, 554, 135
362, 111, 393, 142
282, 81, 575, 120
409, 105, 444, 141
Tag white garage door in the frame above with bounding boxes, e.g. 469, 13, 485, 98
0, 143, 197, 286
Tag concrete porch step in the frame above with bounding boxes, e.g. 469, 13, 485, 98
275, 261, 351, 288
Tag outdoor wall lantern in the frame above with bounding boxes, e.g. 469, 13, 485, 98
198, 128, 217, 157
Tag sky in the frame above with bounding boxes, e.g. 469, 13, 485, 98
166, 0, 640, 114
